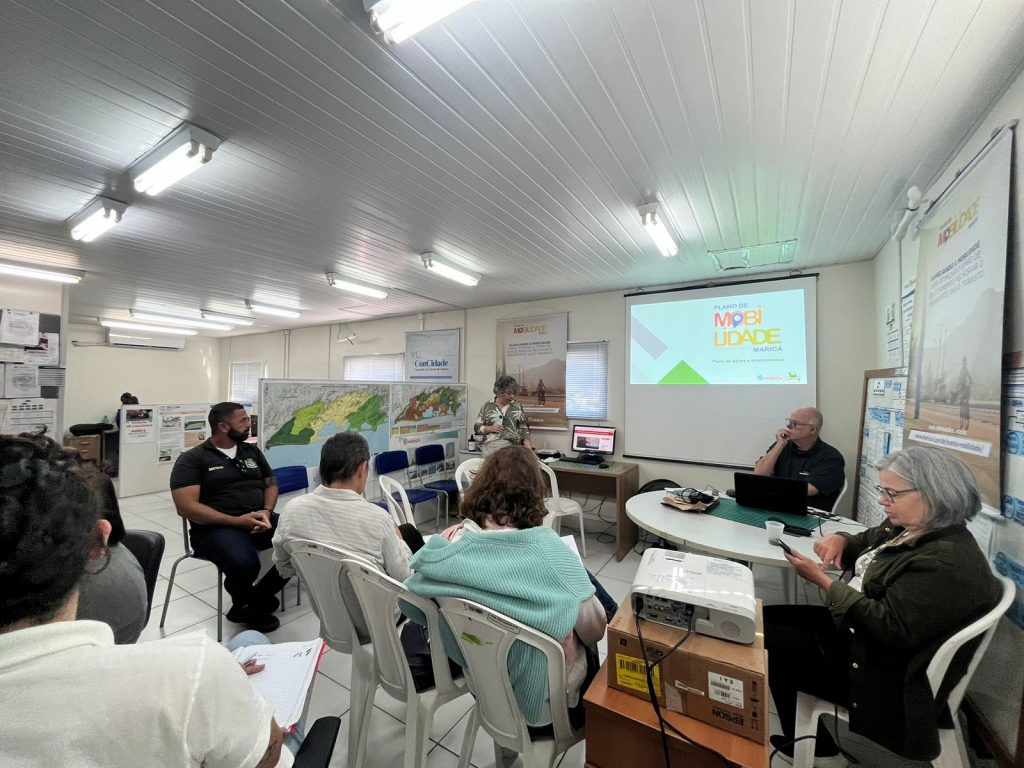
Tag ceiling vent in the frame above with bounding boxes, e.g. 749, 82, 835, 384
709, 240, 797, 271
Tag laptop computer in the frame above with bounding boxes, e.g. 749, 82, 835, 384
733, 472, 809, 515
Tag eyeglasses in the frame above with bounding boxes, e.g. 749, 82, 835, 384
785, 420, 815, 428
874, 484, 918, 503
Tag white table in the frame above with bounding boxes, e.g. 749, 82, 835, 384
625, 491, 866, 602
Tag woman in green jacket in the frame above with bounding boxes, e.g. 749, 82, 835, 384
765, 446, 1001, 766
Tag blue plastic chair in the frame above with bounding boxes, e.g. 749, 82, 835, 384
374, 450, 442, 527
273, 465, 310, 495
414, 444, 457, 528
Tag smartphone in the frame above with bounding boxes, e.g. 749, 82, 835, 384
774, 538, 794, 555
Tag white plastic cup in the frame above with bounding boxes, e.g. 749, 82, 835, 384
765, 520, 785, 543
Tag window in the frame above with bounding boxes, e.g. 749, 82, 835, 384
566, 341, 608, 419
343, 353, 404, 382
229, 361, 265, 403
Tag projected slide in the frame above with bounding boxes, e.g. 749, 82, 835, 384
630, 289, 807, 385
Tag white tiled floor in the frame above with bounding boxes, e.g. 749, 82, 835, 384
121, 490, 818, 767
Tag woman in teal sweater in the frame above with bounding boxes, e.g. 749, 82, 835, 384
405, 446, 607, 726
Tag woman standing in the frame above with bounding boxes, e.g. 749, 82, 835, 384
473, 375, 533, 456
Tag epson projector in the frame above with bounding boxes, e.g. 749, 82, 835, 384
629, 549, 757, 644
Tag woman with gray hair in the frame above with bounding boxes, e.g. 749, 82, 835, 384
764, 446, 1001, 766
472, 375, 533, 457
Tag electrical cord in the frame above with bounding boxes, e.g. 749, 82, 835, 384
632, 605, 738, 768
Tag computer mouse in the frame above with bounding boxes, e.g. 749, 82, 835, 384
725, 488, 736, 498
598, 462, 609, 469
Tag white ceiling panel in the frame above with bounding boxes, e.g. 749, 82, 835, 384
0, 0, 1022, 336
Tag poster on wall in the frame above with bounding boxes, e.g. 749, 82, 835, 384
495, 313, 568, 430
904, 127, 1012, 511
405, 329, 460, 381
158, 405, 209, 464
124, 408, 155, 444
967, 369, 1024, 756
390, 384, 467, 439
856, 373, 906, 528
259, 380, 391, 470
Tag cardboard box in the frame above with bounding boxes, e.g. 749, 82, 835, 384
606, 599, 768, 744
64, 434, 100, 462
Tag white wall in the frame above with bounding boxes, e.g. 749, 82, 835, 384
63, 324, 222, 425
0, 274, 65, 316
221, 264, 874, 516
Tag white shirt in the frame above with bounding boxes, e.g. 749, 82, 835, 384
272, 485, 412, 640
0, 621, 281, 768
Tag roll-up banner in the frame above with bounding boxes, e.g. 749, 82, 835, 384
496, 313, 568, 430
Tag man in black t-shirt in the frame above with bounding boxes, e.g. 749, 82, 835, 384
753, 406, 846, 513
170, 402, 287, 632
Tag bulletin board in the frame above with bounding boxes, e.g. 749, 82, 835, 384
853, 367, 907, 526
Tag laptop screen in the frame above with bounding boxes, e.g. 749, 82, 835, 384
733, 472, 809, 515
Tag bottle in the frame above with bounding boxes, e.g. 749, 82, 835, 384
101, 415, 110, 425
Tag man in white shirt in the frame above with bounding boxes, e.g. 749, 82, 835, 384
272, 432, 422, 641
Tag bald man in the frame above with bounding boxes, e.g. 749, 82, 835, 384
753, 407, 846, 512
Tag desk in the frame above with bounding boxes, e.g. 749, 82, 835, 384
584, 661, 769, 768
548, 460, 639, 561
625, 491, 865, 599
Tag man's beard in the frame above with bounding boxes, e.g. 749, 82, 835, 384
227, 427, 250, 443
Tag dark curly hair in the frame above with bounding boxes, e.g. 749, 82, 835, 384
460, 446, 547, 529
0, 435, 100, 629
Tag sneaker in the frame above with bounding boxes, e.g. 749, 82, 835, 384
226, 605, 281, 633
770, 735, 847, 768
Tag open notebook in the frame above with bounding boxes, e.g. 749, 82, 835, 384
230, 638, 325, 730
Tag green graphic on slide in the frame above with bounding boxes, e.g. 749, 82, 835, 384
658, 359, 709, 385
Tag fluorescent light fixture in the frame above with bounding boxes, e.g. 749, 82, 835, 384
131, 123, 222, 196
202, 310, 254, 327
0, 259, 84, 284
245, 300, 302, 319
326, 272, 389, 300
130, 309, 232, 331
100, 320, 197, 336
366, 0, 475, 44
420, 252, 480, 286
68, 197, 126, 243
638, 202, 679, 257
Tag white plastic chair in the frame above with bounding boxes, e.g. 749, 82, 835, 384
281, 540, 375, 768
437, 597, 584, 768
830, 477, 849, 514
345, 560, 469, 768
793, 575, 1016, 768
379, 474, 417, 527
455, 458, 484, 494
538, 460, 586, 557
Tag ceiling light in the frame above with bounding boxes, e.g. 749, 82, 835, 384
202, 310, 254, 326
638, 202, 679, 257
0, 259, 84, 284
245, 300, 302, 319
130, 309, 232, 331
366, 0, 475, 44
326, 272, 389, 300
131, 123, 222, 196
68, 197, 127, 243
420, 252, 480, 286
100, 320, 197, 336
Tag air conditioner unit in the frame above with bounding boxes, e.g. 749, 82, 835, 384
107, 332, 186, 351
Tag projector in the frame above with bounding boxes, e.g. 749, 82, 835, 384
629, 549, 757, 644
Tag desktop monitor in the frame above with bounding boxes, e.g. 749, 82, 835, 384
571, 425, 616, 457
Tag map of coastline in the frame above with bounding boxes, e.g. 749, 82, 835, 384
260, 382, 390, 469
267, 391, 387, 448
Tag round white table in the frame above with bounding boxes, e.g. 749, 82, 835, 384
625, 491, 866, 601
